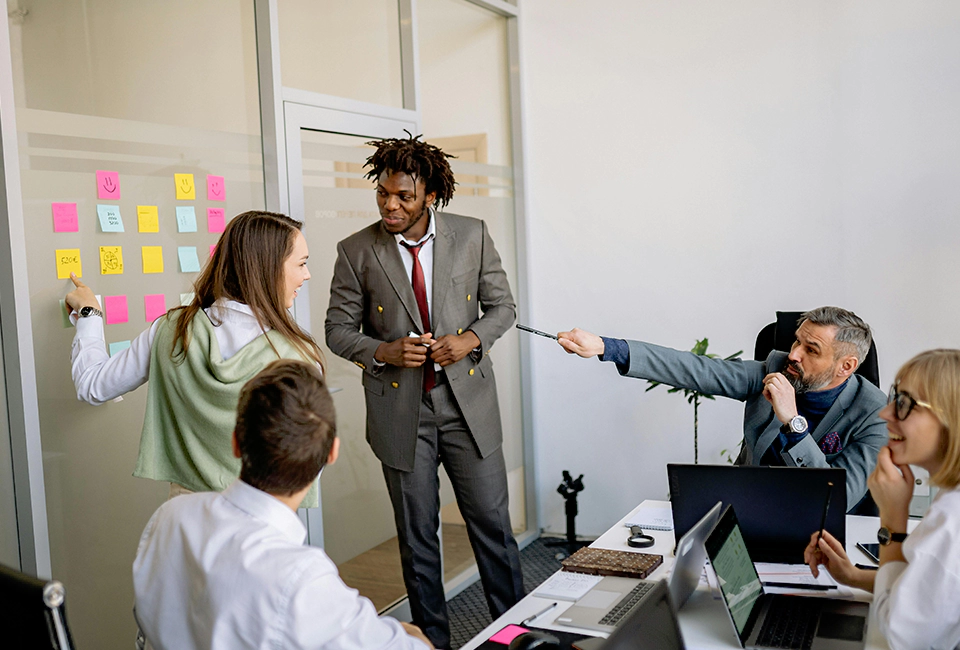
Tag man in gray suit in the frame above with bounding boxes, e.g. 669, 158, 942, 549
558, 307, 887, 508
325, 135, 523, 649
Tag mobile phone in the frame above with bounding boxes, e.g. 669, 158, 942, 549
855, 542, 880, 564
516, 324, 558, 340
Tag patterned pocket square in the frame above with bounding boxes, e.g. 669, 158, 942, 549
819, 431, 843, 454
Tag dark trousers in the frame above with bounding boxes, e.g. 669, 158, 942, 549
382, 381, 524, 649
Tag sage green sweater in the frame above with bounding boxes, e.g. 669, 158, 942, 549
134, 311, 319, 508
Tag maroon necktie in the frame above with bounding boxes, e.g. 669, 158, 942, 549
401, 241, 435, 392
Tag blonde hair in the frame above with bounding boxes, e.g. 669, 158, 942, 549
895, 349, 960, 488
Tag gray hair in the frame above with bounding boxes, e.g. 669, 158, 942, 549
799, 306, 872, 364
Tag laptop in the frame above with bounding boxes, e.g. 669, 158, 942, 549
705, 505, 869, 650
556, 504, 720, 633
572, 580, 686, 650
668, 464, 846, 563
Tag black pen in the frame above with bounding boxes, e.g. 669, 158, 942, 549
763, 582, 837, 591
516, 324, 558, 340
816, 481, 834, 546
855, 563, 879, 571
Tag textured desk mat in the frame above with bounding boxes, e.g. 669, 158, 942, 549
559, 547, 663, 579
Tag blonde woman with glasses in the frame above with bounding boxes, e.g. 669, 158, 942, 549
804, 349, 960, 650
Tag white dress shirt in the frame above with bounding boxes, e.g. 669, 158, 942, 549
133, 480, 428, 650
873, 485, 960, 650
394, 207, 437, 325
71, 300, 281, 405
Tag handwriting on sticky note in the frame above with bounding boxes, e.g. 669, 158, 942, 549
56, 249, 82, 279
207, 208, 225, 233
97, 205, 124, 232
142, 246, 164, 274
109, 340, 132, 356
175, 206, 197, 232
144, 294, 167, 322
52, 203, 79, 232
207, 175, 225, 201
174, 173, 196, 200
96, 170, 120, 200
177, 246, 201, 273
99, 246, 124, 275
137, 205, 160, 233
104, 295, 129, 324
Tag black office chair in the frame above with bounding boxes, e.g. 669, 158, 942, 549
0, 563, 76, 649
754, 310, 880, 516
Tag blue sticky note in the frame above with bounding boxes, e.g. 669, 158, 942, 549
175, 206, 197, 233
177, 246, 201, 273
109, 340, 131, 356
97, 204, 124, 232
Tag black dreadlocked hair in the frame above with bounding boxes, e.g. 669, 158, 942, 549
363, 132, 457, 209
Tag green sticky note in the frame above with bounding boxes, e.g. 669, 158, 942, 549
177, 246, 201, 273
59, 299, 72, 328
109, 340, 131, 356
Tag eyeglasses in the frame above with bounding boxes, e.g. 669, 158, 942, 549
887, 384, 936, 421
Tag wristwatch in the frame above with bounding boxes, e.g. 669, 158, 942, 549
877, 526, 908, 545
78, 305, 103, 319
780, 414, 808, 435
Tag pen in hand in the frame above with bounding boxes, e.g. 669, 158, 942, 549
816, 481, 834, 546
521, 602, 559, 626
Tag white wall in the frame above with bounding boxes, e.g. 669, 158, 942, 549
520, 1, 960, 535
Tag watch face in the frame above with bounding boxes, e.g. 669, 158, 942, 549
80, 306, 92, 317
878, 527, 891, 545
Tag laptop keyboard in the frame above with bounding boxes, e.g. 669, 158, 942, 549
755, 597, 821, 649
598, 581, 655, 627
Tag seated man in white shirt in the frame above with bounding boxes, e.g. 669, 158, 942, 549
133, 359, 432, 650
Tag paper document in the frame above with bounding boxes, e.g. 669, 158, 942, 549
625, 507, 674, 531
755, 563, 853, 598
532, 571, 604, 601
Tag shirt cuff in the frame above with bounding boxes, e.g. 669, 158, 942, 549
599, 337, 629, 366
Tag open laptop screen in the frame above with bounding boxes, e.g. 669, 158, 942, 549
705, 505, 763, 642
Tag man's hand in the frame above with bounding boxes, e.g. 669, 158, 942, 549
430, 331, 480, 367
762, 372, 799, 424
867, 446, 913, 533
65, 272, 101, 313
557, 328, 605, 358
375, 333, 436, 368
400, 622, 434, 649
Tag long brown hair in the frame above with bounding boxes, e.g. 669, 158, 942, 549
170, 211, 324, 369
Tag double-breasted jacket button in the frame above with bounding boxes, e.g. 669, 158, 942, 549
468, 368, 475, 376
467, 294, 472, 301
391, 382, 399, 388
457, 328, 463, 335
377, 305, 383, 313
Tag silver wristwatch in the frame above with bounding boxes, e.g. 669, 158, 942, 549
78, 305, 103, 319
780, 414, 808, 435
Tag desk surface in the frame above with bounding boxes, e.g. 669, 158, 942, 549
462, 500, 908, 650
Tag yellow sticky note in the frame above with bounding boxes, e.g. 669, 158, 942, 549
137, 205, 159, 233
142, 246, 164, 274
174, 173, 196, 200
56, 249, 82, 279
99, 246, 124, 275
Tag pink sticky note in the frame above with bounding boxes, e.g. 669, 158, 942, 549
96, 170, 120, 200
103, 295, 129, 325
207, 175, 225, 201
209, 244, 216, 257
489, 625, 529, 645
144, 294, 167, 322
207, 208, 225, 233
52, 202, 79, 232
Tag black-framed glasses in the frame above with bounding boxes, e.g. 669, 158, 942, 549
888, 384, 936, 421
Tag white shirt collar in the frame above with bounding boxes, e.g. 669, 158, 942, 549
394, 207, 436, 247
221, 480, 306, 545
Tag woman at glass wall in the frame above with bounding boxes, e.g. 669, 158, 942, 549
64, 211, 324, 504
804, 349, 960, 650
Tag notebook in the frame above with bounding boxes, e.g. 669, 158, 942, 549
668, 464, 846, 563
705, 505, 869, 650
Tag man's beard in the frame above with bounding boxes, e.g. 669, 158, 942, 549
784, 361, 834, 394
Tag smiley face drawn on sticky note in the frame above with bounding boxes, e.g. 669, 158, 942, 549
174, 173, 196, 200
56, 249, 82, 279
96, 170, 120, 200
99, 246, 124, 275
52, 203, 79, 232
137, 205, 160, 233
207, 175, 225, 202
207, 208, 225, 233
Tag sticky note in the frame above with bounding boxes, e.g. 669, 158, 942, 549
207, 208, 225, 233
207, 175, 225, 201
52, 203, 79, 232
177, 246, 201, 273
104, 295, 129, 324
109, 340, 132, 356
59, 299, 72, 328
142, 246, 164, 274
489, 625, 529, 644
175, 206, 197, 232
137, 205, 160, 233
98, 246, 124, 275
97, 204, 124, 232
209, 244, 216, 257
144, 294, 166, 322
55, 249, 82, 279
180, 292, 195, 306
175, 173, 196, 200
96, 170, 120, 200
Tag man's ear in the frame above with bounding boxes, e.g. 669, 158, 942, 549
425, 191, 437, 209
327, 437, 340, 466
232, 431, 241, 459
837, 355, 859, 379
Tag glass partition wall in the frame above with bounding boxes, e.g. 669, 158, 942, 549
2, 0, 529, 645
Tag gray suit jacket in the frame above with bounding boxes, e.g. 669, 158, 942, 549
325, 213, 516, 472
622, 340, 887, 507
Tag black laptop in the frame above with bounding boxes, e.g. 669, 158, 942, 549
572, 580, 686, 650
667, 465, 846, 563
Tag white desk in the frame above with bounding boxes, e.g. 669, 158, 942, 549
462, 500, 912, 650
